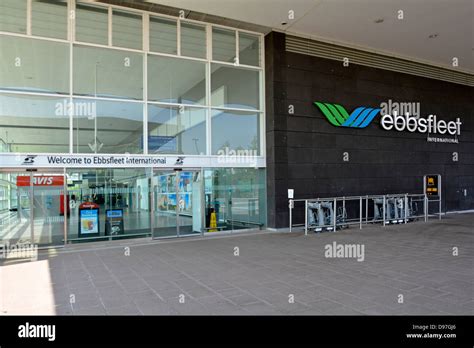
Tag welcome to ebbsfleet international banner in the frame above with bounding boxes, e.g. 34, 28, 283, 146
0, 153, 266, 169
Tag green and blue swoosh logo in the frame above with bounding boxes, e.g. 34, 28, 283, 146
314, 102, 381, 128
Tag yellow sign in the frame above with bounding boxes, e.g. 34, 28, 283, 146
209, 212, 217, 232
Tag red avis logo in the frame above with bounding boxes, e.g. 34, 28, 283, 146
16, 176, 65, 186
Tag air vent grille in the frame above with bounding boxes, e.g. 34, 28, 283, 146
286, 35, 474, 87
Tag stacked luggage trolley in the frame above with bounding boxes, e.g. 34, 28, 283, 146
288, 193, 439, 235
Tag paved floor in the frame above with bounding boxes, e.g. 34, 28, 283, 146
1, 213, 473, 315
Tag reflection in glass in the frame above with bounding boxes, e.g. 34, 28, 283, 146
0, 36, 69, 94
73, 98, 143, 154
211, 64, 260, 110
212, 27, 235, 63
0, 94, 69, 153
211, 109, 259, 155
73, 45, 143, 100
112, 10, 142, 50
31, 0, 67, 39
180, 22, 206, 59
148, 55, 206, 105
204, 168, 266, 231
66, 168, 151, 243
239, 32, 260, 66
150, 16, 177, 54
75, 3, 108, 45
148, 105, 206, 155
0, 0, 27, 34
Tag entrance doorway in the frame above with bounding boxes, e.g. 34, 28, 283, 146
0, 170, 66, 248
152, 170, 203, 239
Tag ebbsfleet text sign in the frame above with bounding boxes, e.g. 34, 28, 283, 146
0, 154, 266, 168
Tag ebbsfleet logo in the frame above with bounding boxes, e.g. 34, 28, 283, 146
314, 101, 462, 141
314, 102, 381, 128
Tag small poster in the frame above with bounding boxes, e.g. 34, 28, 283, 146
80, 209, 99, 235
105, 209, 124, 236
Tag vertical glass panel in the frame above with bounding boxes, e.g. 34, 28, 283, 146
0, 94, 70, 153
152, 170, 178, 238
228, 168, 266, 228
0, 0, 27, 34
204, 168, 266, 232
148, 105, 206, 155
212, 27, 235, 63
211, 64, 260, 110
0, 36, 69, 94
178, 171, 202, 236
67, 168, 151, 243
112, 10, 142, 50
73, 45, 143, 100
75, 3, 109, 45
0, 173, 32, 245
147, 55, 206, 105
31, 0, 67, 40
32, 173, 66, 247
180, 22, 206, 59
239, 32, 260, 66
72, 98, 143, 154
211, 109, 260, 155
149, 16, 177, 54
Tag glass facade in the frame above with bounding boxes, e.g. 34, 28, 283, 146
0, 1, 267, 242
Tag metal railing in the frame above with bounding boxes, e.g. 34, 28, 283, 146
289, 193, 439, 235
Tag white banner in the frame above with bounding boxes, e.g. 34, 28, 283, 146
0, 153, 266, 169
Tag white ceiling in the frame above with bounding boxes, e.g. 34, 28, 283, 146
146, 0, 474, 72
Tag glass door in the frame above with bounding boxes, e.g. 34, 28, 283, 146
178, 171, 203, 237
31, 172, 66, 247
0, 171, 65, 249
152, 170, 179, 238
0, 172, 32, 246
152, 170, 203, 239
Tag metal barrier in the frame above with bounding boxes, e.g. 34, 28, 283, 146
289, 193, 438, 235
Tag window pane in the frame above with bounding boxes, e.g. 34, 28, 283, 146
66, 168, 151, 242
212, 27, 235, 63
75, 3, 108, 45
73, 45, 143, 100
31, 0, 67, 40
239, 32, 260, 66
148, 105, 206, 155
0, 36, 69, 94
0, 0, 27, 34
150, 16, 177, 55
211, 64, 260, 110
73, 99, 143, 154
148, 55, 205, 105
180, 22, 206, 59
0, 94, 70, 153
204, 168, 266, 231
112, 10, 142, 50
211, 109, 259, 155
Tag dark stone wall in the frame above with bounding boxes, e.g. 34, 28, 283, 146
265, 32, 474, 229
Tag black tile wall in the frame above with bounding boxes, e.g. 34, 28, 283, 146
265, 32, 474, 228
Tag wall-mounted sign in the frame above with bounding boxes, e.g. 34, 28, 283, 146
314, 101, 461, 143
0, 154, 266, 169
16, 175, 64, 186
